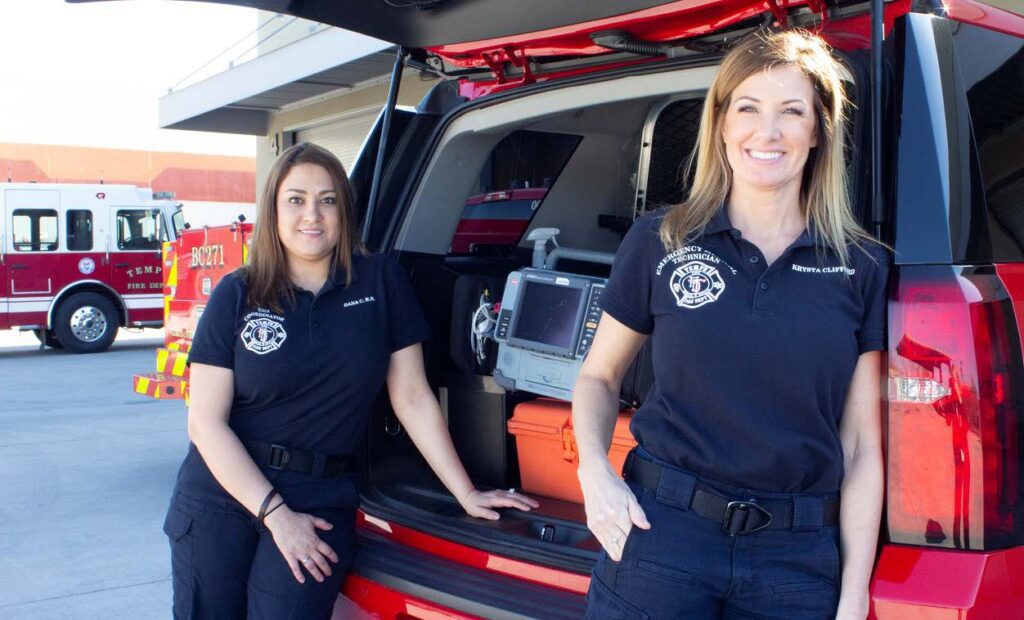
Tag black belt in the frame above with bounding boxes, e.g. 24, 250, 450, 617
243, 439, 356, 479
624, 452, 839, 536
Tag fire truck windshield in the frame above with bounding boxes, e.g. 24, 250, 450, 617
172, 208, 185, 238
115, 209, 165, 251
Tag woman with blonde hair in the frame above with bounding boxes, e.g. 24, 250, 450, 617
162, 142, 537, 619
575, 30, 887, 619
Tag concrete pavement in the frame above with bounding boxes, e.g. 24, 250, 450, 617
0, 330, 182, 619
0, 329, 371, 619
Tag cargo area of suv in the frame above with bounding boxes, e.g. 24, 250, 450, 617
358, 63, 721, 565
344, 5, 1024, 617
348, 61, 891, 614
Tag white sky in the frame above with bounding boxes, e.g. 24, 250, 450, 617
0, 0, 260, 156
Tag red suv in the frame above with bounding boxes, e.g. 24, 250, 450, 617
104, 0, 1024, 616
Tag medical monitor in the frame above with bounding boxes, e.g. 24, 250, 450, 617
494, 268, 606, 401
508, 281, 585, 356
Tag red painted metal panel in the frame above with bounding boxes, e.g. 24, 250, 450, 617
816, 0, 912, 50
8, 254, 59, 298
450, 219, 532, 253
453, 1, 910, 99
109, 253, 163, 296
945, 0, 1024, 38
163, 223, 251, 351
130, 307, 163, 323
6, 252, 59, 328
341, 574, 482, 619
58, 251, 111, 297
6, 311, 47, 327
355, 511, 591, 595
458, 57, 657, 100
432, 0, 806, 68
870, 544, 1024, 618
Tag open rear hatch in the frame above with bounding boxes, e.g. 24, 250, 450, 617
70, 0, 883, 82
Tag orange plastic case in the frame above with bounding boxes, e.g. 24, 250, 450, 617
508, 398, 637, 503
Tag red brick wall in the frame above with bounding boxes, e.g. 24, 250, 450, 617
0, 143, 255, 202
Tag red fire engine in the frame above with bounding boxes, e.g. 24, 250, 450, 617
132, 220, 251, 400
1, 182, 181, 352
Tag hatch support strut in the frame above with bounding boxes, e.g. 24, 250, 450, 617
870, 0, 884, 237
362, 47, 406, 244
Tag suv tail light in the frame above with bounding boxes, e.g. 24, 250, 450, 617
887, 266, 1023, 550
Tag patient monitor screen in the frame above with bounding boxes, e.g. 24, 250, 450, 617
510, 281, 583, 351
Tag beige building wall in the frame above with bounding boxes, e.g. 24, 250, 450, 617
255, 71, 440, 189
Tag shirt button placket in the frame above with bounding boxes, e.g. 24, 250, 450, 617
745, 247, 768, 312
309, 301, 320, 339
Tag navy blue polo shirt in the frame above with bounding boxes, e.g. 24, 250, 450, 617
601, 208, 889, 494
187, 253, 431, 456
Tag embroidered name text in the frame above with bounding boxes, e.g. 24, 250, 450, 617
344, 296, 376, 308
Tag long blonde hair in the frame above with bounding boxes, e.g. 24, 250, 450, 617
660, 30, 876, 266
243, 142, 364, 313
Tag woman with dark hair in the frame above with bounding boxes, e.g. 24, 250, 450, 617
575, 31, 888, 619
163, 142, 537, 619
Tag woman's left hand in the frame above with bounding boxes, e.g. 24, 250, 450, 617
460, 488, 540, 520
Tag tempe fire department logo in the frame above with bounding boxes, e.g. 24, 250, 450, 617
77, 258, 96, 275
670, 261, 725, 309
241, 318, 287, 355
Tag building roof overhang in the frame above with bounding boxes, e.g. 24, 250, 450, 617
159, 27, 394, 135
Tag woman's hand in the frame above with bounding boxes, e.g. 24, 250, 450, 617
264, 505, 340, 584
578, 459, 650, 561
459, 488, 540, 520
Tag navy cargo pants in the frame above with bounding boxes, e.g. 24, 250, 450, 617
586, 448, 841, 619
163, 446, 360, 620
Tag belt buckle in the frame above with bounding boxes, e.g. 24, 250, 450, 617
268, 444, 290, 471
722, 499, 773, 536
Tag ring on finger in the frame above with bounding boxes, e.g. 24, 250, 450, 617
301, 555, 314, 566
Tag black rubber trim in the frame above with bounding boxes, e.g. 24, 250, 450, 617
360, 487, 599, 575
351, 529, 586, 619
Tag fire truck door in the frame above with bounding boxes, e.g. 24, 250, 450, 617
108, 207, 165, 322
5, 189, 60, 327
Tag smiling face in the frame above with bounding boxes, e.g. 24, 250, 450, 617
721, 64, 820, 198
275, 163, 342, 269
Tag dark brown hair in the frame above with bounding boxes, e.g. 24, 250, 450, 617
243, 142, 363, 312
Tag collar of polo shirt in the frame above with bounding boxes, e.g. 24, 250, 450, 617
702, 205, 823, 249
286, 256, 361, 296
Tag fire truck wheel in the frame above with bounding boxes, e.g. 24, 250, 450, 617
54, 293, 119, 353
33, 329, 64, 349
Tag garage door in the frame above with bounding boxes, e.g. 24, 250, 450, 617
296, 107, 380, 171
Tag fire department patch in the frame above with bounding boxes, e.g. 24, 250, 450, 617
670, 261, 725, 309
78, 257, 95, 275
241, 318, 287, 355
